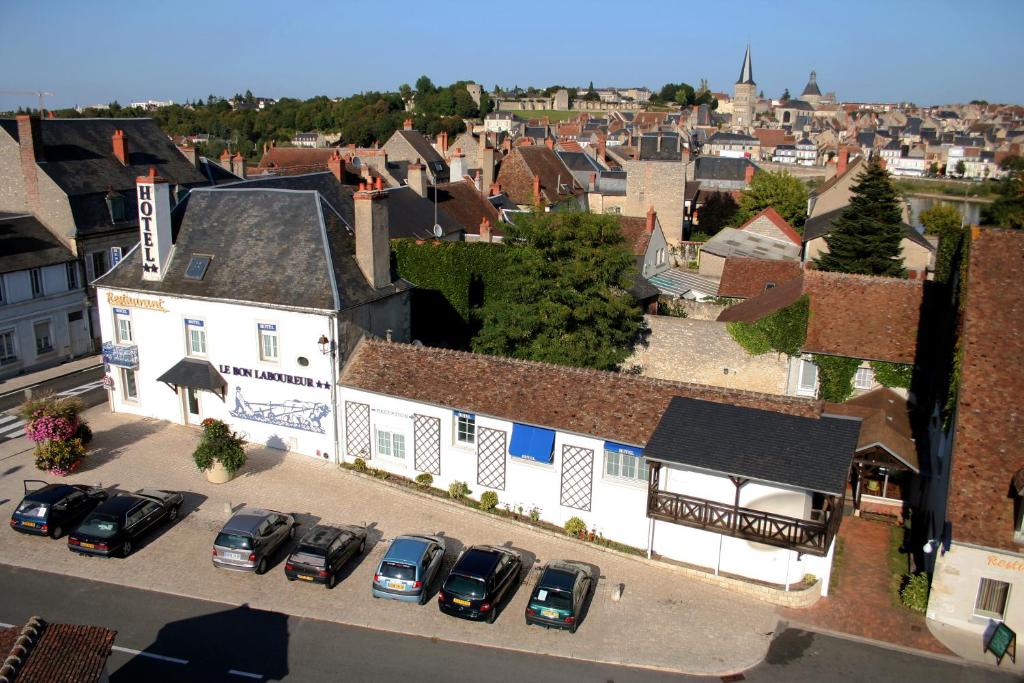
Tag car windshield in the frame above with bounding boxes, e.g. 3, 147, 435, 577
76, 513, 119, 538
15, 501, 48, 518
444, 573, 486, 598
215, 533, 253, 550
292, 545, 326, 567
533, 587, 573, 611
379, 561, 416, 581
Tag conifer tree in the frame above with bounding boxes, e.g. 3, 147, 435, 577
815, 158, 906, 277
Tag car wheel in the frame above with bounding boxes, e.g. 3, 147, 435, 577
289, 525, 296, 539
326, 573, 337, 589
122, 541, 132, 558
487, 608, 496, 624
50, 525, 63, 540
359, 539, 366, 554
570, 623, 578, 634
256, 558, 268, 575
168, 505, 179, 522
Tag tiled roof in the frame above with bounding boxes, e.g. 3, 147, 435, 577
0, 213, 76, 275
738, 207, 802, 246
256, 147, 336, 174
753, 129, 795, 148
809, 155, 865, 198
615, 216, 652, 257
717, 271, 923, 364
0, 617, 116, 683
946, 228, 1024, 550
495, 146, 580, 206
718, 257, 803, 298
339, 339, 823, 447
829, 387, 919, 472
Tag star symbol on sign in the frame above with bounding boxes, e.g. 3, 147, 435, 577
143, 263, 158, 273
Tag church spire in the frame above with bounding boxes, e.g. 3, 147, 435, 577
736, 44, 755, 85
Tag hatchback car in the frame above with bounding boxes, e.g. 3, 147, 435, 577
212, 508, 296, 574
68, 489, 183, 557
525, 560, 593, 633
438, 545, 522, 623
10, 480, 108, 538
285, 524, 367, 588
371, 534, 446, 604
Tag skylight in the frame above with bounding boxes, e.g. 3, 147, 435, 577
184, 255, 211, 281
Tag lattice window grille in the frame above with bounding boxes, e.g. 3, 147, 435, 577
345, 401, 371, 460
413, 414, 441, 476
560, 445, 594, 511
476, 427, 507, 491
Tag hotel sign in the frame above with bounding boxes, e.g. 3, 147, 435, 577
102, 341, 139, 369
106, 292, 168, 312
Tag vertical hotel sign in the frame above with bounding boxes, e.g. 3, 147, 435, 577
137, 167, 172, 281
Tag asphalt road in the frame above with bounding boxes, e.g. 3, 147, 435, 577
0, 565, 1013, 683
0, 363, 105, 413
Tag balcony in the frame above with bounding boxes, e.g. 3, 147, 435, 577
646, 485, 843, 557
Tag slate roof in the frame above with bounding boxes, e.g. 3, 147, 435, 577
0, 617, 116, 683
392, 130, 447, 169
801, 72, 822, 97
694, 157, 756, 182
555, 150, 603, 173
707, 132, 759, 145
737, 45, 755, 85
718, 257, 803, 298
802, 205, 935, 251
717, 271, 923, 364
95, 188, 410, 311
701, 227, 801, 262
637, 133, 683, 161
644, 396, 859, 495
218, 172, 355, 227
946, 228, 1024, 550
0, 212, 76, 275
339, 339, 822, 447
383, 184, 497, 240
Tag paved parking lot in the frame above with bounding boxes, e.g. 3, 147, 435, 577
0, 406, 779, 675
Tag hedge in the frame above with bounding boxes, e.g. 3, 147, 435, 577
726, 295, 809, 356
813, 354, 862, 402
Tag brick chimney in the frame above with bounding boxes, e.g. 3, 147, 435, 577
744, 163, 755, 186
16, 114, 43, 212
403, 118, 413, 131
231, 152, 247, 179
112, 129, 129, 165
354, 179, 392, 289
646, 206, 657, 234
597, 140, 606, 163
479, 217, 492, 243
407, 159, 427, 198
489, 182, 501, 197
449, 147, 466, 182
501, 137, 511, 153
533, 174, 542, 205
136, 167, 173, 281
837, 148, 849, 176
219, 148, 232, 170
177, 145, 198, 169
589, 172, 597, 192
440, 131, 449, 154
480, 140, 496, 194
327, 151, 344, 183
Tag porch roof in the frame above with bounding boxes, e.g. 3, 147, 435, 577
156, 358, 227, 397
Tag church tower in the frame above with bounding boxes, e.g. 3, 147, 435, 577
733, 45, 756, 131
800, 70, 822, 108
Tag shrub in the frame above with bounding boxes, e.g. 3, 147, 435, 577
529, 506, 541, 522
727, 295, 809, 356
448, 480, 471, 500
565, 517, 587, 537
20, 394, 90, 475
353, 457, 368, 472
870, 361, 913, 389
34, 437, 86, 475
813, 355, 862, 402
479, 490, 499, 511
900, 572, 930, 613
415, 473, 434, 489
192, 418, 247, 474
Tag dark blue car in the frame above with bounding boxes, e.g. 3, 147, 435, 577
68, 489, 183, 558
10, 480, 108, 539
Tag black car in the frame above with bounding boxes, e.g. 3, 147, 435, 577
10, 480, 109, 538
525, 560, 593, 633
438, 545, 522, 623
285, 524, 367, 588
68, 489, 184, 557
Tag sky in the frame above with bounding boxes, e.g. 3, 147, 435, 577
2, 0, 1023, 111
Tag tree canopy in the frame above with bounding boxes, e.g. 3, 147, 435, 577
735, 170, 809, 230
814, 158, 906, 277
651, 81, 715, 108
982, 155, 1024, 229
472, 212, 645, 371
919, 203, 961, 236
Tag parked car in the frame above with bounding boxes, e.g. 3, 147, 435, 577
285, 524, 367, 588
10, 480, 108, 539
371, 534, 446, 604
212, 508, 296, 574
67, 489, 183, 557
525, 560, 593, 633
438, 545, 522, 623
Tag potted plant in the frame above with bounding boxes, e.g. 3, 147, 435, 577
192, 418, 246, 483
20, 395, 92, 476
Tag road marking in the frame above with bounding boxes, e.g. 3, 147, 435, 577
0, 414, 25, 441
56, 379, 105, 397
111, 645, 189, 665
228, 669, 263, 679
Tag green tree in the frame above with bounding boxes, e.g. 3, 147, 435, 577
674, 83, 695, 106
735, 170, 810, 229
472, 212, 644, 371
928, 161, 939, 176
780, 88, 790, 101
584, 81, 599, 101
694, 192, 739, 236
415, 75, 436, 94
955, 160, 966, 177
919, 203, 961, 235
814, 158, 906, 276
982, 155, 1024, 229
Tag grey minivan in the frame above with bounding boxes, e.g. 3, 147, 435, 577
371, 534, 446, 604
212, 508, 296, 574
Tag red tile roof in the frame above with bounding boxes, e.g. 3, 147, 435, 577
718, 257, 803, 298
753, 129, 796, 149
340, 339, 824, 447
717, 271, 923, 363
738, 207, 803, 246
0, 617, 116, 683
615, 216, 652, 257
946, 228, 1024, 550
256, 147, 336, 175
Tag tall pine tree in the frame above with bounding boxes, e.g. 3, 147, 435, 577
815, 157, 906, 276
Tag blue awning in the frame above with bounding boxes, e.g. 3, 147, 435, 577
509, 424, 555, 464
604, 441, 644, 458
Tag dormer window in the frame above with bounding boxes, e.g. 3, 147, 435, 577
105, 190, 127, 223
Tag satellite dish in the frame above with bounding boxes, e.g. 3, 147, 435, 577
432, 224, 444, 238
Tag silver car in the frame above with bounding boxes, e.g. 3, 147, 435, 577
212, 508, 295, 574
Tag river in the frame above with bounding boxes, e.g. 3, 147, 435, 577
905, 194, 988, 229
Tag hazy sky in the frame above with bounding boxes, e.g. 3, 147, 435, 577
2, 0, 1022, 111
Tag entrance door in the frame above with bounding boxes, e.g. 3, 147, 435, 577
184, 387, 202, 425
67, 310, 92, 356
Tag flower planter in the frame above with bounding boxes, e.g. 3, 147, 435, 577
205, 461, 234, 484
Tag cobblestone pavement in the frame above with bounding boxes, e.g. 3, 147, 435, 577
0, 406, 779, 675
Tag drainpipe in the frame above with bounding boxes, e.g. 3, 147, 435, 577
715, 533, 723, 576
785, 550, 792, 591
646, 517, 654, 559
329, 314, 340, 465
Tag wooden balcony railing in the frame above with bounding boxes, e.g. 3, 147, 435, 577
646, 487, 842, 556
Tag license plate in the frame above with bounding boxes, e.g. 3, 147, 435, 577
541, 608, 559, 619
81, 542, 95, 549
298, 574, 313, 581
228, 552, 243, 561
453, 598, 470, 606
21, 521, 36, 528
388, 581, 405, 590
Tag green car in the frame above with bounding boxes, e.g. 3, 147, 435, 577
524, 560, 593, 633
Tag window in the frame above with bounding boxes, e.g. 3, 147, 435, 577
120, 367, 138, 402
604, 446, 649, 483
66, 262, 79, 290
105, 192, 127, 223
30, 268, 43, 298
656, 248, 665, 266
376, 430, 406, 460
114, 308, 133, 344
975, 578, 1011, 620
86, 250, 110, 283
798, 359, 818, 397
34, 320, 53, 355
185, 319, 206, 356
0, 330, 16, 364
455, 412, 476, 445
854, 366, 875, 390
258, 323, 278, 362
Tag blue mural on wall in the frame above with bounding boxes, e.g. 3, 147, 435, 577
229, 387, 331, 434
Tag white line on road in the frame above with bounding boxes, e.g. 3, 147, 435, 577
111, 645, 189, 665
228, 669, 263, 679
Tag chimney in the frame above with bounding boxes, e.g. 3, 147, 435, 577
646, 206, 657, 234
16, 115, 43, 212
178, 145, 198, 169
328, 151, 344, 183
501, 137, 511, 153
354, 180, 392, 289
489, 182, 501, 196
219, 148, 232, 170
441, 131, 449, 154
136, 167, 173, 281
545, 137, 554, 150
744, 163, 755, 186
231, 152, 247, 179
403, 118, 413, 131
474, 170, 482, 193
449, 147, 466, 182
837, 148, 849, 176
479, 217, 492, 243
589, 172, 597, 192
407, 159, 427, 198
597, 140, 606, 163
112, 129, 129, 165
533, 174, 542, 205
